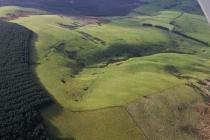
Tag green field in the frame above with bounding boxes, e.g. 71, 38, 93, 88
42, 105, 146, 140
0, 3, 210, 139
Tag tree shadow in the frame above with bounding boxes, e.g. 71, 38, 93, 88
29, 33, 74, 139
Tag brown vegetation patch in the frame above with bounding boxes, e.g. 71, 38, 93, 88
73, 16, 110, 26
78, 31, 106, 45
58, 22, 83, 30
194, 78, 210, 139
194, 103, 210, 140
58, 16, 110, 31
0, 10, 43, 21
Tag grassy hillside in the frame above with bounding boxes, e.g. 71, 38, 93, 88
0, 1, 210, 139
173, 13, 210, 44
11, 12, 210, 111
132, 0, 202, 16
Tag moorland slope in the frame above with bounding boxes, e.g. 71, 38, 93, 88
0, 0, 210, 139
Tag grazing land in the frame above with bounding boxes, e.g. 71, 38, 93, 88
0, 0, 210, 139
